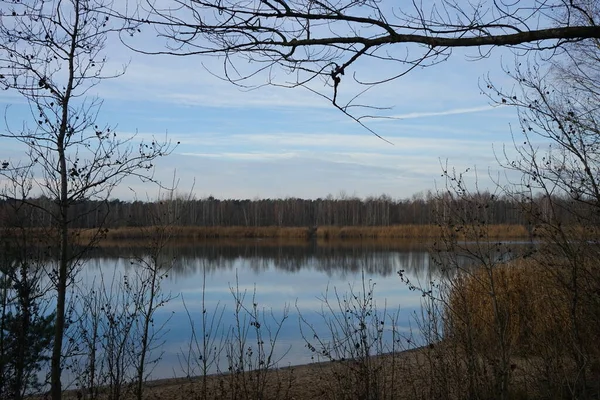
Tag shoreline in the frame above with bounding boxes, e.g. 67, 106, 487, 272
78, 223, 530, 243
54, 347, 429, 400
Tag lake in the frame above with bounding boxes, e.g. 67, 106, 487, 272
70, 239, 447, 383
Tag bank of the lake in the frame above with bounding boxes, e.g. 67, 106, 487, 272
54, 348, 431, 400
51, 241, 439, 399
32, 239, 555, 399
80, 223, 530, 243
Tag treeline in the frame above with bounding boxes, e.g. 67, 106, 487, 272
0, 192, 542, 229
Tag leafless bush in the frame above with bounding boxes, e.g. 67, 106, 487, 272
298, 270, 406, 400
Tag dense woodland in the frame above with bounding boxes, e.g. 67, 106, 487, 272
0, 192, 584, 229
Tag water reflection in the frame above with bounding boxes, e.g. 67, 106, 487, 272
88, 239, 437, 278
76, 240, 441, 381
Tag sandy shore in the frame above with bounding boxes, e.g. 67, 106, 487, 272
55, 348, 427, 400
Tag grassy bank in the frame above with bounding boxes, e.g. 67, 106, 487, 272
79, 224, 529, 243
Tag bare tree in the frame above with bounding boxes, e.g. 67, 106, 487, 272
0, 1, 174, 398
488, 24, 600, 396
405, 5, 600, 397
126, 0, 600, 133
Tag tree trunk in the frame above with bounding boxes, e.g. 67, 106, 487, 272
51, 3, 79, 398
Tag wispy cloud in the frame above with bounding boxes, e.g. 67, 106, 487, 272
221, 132, 503, 154
390, 105, 498, 120
180, 151, 298, 160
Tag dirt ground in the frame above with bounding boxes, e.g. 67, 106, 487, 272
57, 348, 428, 400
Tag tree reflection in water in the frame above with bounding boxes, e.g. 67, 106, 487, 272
90, 239, 440, 278
77, 239, 527, 380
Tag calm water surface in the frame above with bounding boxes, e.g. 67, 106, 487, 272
79, 240, 442, 380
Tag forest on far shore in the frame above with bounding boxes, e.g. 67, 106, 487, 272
0, 191, 583, 229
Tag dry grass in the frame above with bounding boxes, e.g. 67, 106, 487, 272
443, 257, 600, 398
75, 224, 530, 243
316, 224, 528, 240
78, 226, 310, 241
446, 259, 599, 357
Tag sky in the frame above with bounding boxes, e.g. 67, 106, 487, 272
0, 9, 531, 201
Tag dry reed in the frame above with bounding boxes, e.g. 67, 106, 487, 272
445, 259, 598, 356
443, 257, 600, 398
75, 224, 530, 243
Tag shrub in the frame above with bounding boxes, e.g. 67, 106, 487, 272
444, 257, 600, 398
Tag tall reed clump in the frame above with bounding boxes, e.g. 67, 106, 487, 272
414, 168, 600, 400
407, 171, 530, 400
441, 256, 600, 399
446, 260, 558, 356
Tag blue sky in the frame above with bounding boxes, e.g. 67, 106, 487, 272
0, 29, 527, 201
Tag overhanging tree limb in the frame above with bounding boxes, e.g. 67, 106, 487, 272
126, 0, 600, 136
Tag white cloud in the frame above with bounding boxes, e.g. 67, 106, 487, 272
218, 132, 505, 155
389, 105, 498, 119
181, 151, 298, 161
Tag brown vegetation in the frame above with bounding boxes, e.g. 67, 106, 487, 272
439, 257, 600, 399
77, 224, 530, 243
447, 260, 566, 356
